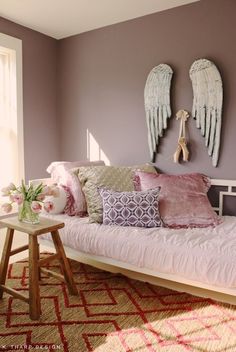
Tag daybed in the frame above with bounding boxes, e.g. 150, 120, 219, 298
37, 177, 236, 305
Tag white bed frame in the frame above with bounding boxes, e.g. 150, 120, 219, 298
35, 178, 236, 305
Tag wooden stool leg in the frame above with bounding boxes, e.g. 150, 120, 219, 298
36, 242, 41, 281
51, 230, 78, 295
0, 228, 14, 299
28, 235, 41, 320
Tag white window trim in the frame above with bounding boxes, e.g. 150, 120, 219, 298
0, 33, 24, 183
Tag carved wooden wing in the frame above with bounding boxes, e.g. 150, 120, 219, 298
144, 64, 173, 161
190, 59, 223, 167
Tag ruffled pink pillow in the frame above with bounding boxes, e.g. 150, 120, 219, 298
47, 160, 105, 215
134, 171, 220, 228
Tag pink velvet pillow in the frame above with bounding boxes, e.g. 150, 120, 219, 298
134, 171, 220, 228
47, 160, 105, 215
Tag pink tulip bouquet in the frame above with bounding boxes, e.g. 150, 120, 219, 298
1, 181, 59, 224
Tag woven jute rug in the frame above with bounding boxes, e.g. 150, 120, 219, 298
1, 255, 236, 352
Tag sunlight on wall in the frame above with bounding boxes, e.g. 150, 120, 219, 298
87, 129, 110, 165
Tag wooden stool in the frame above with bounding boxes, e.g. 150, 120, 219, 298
0, 216, 78, 320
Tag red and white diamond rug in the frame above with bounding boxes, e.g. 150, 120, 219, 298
0, 256, 236, 351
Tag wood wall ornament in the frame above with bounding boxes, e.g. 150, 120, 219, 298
144, 64, 173, 162
189, 59, 223, 167
173, 110, 190, 163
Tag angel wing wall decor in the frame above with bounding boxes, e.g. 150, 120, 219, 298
189, 59, 223, 167
144, 64, 173, 162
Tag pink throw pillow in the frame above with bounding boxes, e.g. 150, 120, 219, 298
47, 160, 105, 215
61, 185, 80, 216
134, 171, 220, 228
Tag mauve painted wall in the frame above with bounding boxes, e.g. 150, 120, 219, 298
58, 0, 236, 179
0, 17, 59, 180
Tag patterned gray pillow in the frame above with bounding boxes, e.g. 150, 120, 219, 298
99, 188, 162, 228
76, 164, 157, 223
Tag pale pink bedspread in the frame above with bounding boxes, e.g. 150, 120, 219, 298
42, 215, 236, 288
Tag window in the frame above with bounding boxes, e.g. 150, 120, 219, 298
0, 33, 24, 189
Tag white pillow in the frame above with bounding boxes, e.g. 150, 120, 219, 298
43, 186, 67, 214
46, 160, 105, 181
46, 160, 105, 214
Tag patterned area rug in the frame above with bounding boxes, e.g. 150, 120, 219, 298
1, 256, 236, 351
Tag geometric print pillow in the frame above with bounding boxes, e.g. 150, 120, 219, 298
99, 188, 163, 228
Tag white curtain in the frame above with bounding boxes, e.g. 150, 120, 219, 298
0, 46, 18, 189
